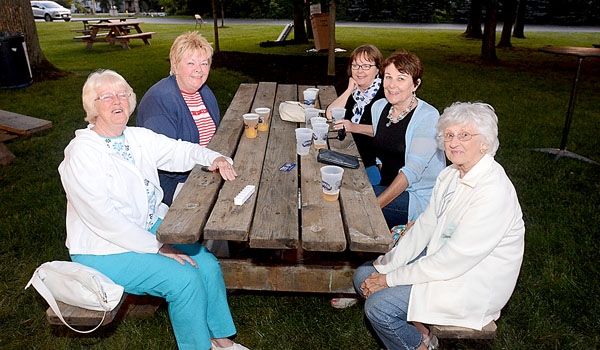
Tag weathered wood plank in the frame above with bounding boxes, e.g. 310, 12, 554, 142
0, 110, 52, 135
322, 85, 392, 253
220, 259, 355, 293
430, 321, 498, 339
46, 294, 162, 328
157, 84, 257, 244
249, 84, 299, 249
300, 85, 346, 252
204, 82, 277, 241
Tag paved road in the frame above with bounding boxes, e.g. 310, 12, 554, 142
138, 16, 600, 32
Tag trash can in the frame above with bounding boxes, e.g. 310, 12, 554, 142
310, 13, 330, 51
0, 32, 33, 89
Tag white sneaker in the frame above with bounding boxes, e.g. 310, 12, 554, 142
423, 334, 439, 350
211, 340, 250, 350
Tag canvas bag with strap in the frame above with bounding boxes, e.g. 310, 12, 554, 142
25, 261, 124, 333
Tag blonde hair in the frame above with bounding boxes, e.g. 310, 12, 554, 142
169, 32, 214, 75
81, 69, 136, 124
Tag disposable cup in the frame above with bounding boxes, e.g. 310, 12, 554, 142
306, 88, 320, 107
331, 107, 346, 122
320, 165, 344, 201
304, 107, 320, 127
243, 113, 259, 138
310, 116, 328, 126
312, 122, 329, 149
295, 128, 313, 156
303, 89, 318, 107
255, 107, 271, 131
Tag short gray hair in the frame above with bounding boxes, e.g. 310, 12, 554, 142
82, 69, 136, 124
436, 102, 499, 156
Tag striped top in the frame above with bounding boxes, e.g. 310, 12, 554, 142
181, 90, 216, 146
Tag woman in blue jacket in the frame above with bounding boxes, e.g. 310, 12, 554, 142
137, 32, 220, 206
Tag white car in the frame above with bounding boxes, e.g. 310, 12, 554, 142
31, 1, 71, 22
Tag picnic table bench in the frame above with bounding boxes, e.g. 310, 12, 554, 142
0, 110, 52, 165
73, 20, 155, 50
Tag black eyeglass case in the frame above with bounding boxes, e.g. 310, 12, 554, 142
316, 149, 360, 169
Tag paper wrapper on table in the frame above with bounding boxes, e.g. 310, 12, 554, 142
310, 13, 330, 51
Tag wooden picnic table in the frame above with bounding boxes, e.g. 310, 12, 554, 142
73, 20, 155, 50
157, 82, 391, 294
71, 17, 132, 31
0, 109, 52, 165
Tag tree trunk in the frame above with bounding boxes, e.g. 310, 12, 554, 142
0, 0, 65, 82
513, 0, 527, 38
465, 0, 483, 39
498, 0, 516, 47
327, 0, 336, 76
212, 0, 219, 52
481, 0, 498, 62
293, 0, 308, 44
305, 1, 313, 39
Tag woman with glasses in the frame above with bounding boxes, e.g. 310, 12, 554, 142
326, 45, 385, 183
59, 69, 250, 350
353, 102, 525, 350
137, 32, 220, 206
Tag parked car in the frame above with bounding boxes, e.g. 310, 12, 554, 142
31, 1, 71, 22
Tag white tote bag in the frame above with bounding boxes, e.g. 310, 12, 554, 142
25, 261, 124, 333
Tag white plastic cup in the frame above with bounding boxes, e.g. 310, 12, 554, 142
320, 165, 344, 201
243, 113, 259, 138
312, 122, 329, 149
310, 116, 328, 126
303, 89, 318, 107
255, 107, 271, 131
295, 128, 313, 156
304, 107, 320, 127
331, 107, 346, 122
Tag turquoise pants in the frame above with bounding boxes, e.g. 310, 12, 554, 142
71, 223, 236, 350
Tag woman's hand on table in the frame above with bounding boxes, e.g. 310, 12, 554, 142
209, 156, 238, 181
159, 244, 198, 267
360, 272, 388, 298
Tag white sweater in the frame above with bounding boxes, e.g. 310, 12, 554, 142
374, 154, 525, 330
58, 126, 229, 255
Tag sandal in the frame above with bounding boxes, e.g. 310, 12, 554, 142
423, 334, 439, 350
331, 297, 357, 309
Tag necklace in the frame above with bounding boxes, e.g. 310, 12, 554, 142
386, 95, 417, 127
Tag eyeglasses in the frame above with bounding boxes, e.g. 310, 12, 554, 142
441, 132, 479, 142
351, 64, 375, 71
95, 92, 131, 103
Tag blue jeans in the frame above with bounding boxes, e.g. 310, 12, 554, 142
72, 221, 236, 350
373, 185, 410, 228
353, 252, 426, 350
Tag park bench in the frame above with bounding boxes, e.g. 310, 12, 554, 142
115, 32, 156, 41
0, 110, 52, 165
46, 293, 163, 331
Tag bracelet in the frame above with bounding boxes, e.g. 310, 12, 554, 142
392, 224, 407, 247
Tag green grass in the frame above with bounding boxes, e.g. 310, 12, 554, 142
1, 21, 599, 349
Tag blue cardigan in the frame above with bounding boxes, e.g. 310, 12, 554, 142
136, 75, 220, 205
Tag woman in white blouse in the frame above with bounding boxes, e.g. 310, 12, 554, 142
353, 102, 525, 350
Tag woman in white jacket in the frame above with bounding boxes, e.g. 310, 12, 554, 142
58, 69, 248, 350
353, 102, 525, 350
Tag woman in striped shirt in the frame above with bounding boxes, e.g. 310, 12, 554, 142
137, 32, 220, 206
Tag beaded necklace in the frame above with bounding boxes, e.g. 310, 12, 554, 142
386, 94, 417, 127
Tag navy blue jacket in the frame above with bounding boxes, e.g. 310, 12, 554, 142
136, 75, 220, 205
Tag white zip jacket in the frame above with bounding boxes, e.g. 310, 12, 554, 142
58, 126, 231, 255
373, 154, 525, 330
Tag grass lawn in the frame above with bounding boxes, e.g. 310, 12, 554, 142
0, 20, 599, 349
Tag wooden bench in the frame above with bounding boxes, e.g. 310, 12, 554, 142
114, 32, 156, 40
430, 320, 497, 340
0, 110, 52, 165
73, 33, 109, 41
46, 293, 163, 331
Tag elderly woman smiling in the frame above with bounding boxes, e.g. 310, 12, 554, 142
353, 102, 525, 350
59, 70, 248, 350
